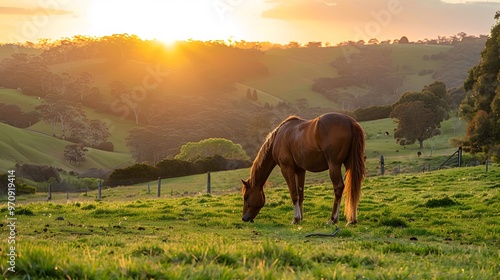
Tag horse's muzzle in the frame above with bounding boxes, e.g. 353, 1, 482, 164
242, 213, 254, 223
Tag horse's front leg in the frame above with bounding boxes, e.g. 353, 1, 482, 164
281, 167, 305, 224
328, 164, 345, 224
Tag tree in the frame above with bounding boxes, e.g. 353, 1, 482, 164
35, 97, 86, 139
175, 138, 250, 162
85, 119, 111, 147
399, 36, 409, 44
460, 13, 500, 155
109, 80, 144, 124
126, 126, 171, 164
64, 144, 87, 166
390, 81, 450, 149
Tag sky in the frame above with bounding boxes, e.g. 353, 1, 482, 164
1, 0, 500, 45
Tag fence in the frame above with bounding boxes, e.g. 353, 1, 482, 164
377, 146, 496, 176
41, 171, 220, 202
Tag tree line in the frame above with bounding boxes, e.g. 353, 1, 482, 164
107, 138, 251, 186
460, 14, 500, 160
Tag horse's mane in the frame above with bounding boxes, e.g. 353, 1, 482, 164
251, 115, 300, 174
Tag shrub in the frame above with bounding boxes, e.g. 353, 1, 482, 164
94, 141, 114, 152
15, 164, 61, 183
156, 159, 196, 178
106, 163, 159, 187
354, 105, 392, 121
0, 174, 36, 195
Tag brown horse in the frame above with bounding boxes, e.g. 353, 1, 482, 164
241, 113, 365, 225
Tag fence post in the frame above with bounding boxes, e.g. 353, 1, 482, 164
47, 183, 52, 201
66, 192, 69, 199
147, 183, 150, 194
458, 146, 462, 167
207, 171, 211, 194
97, 180, 102, 200
397, 164, 400, 175
380, 155, 385, 176
486, 159, 489, 172
157, 177, 161, 197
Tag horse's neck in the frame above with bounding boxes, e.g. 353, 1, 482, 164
251, 152, 276, 188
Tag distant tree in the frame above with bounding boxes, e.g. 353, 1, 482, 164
0, 104, 39, 128
460, 13, 500, 154
252, 89, 258, 101
0, 53, 49, 92
64, 144, 87, 166
85, 119, 111, 147
175, 138, 250, 162
399, 36, 409, 44
286, 41, 301, 48
109, 80, 144, 124
390, 81, 450, 149
126, 126, 170, 164
246, 88, 252, 100
35, 97, 86, 139
306, 42, 322, 48
368, 38, 379, 45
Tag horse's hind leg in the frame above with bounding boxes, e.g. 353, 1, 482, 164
296, 171, 306, 221
328, 164, 345, 224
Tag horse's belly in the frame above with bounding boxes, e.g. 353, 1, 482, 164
298, 152, 329, 172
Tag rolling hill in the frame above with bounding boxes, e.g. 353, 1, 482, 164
0, 42, 478, 175
236, 44, 454, 108
0, 122, 133, 172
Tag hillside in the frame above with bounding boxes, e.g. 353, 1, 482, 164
0, 39, 480, 175
0, 122, 133, 172
238, 44, 455, 108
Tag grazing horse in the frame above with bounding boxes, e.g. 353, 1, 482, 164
241, 113, 366, 225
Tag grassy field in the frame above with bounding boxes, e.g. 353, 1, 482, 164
1, 164, 499, 279
0, 122, 133, 172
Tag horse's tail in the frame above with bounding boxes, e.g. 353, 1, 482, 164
344, 120, 366, 224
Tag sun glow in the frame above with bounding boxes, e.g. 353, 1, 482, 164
87, 0, 242, 44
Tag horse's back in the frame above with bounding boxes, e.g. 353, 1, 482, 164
316, 113, 358, 164
272, 113, 359, 172
317, 113, 356, 129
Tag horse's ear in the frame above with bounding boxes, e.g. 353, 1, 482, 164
240, 179, 250, 189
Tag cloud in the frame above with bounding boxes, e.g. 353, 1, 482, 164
0, 6, 72, 16
261, 0, 500, 41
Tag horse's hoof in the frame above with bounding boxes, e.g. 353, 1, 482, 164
291, 218, 302, 224
326, 219, 338, 225
346, 220, 358, 226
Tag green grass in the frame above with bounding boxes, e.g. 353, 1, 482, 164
1, 165, 499, 279
0, 88, 42, 111
0, 122, 133, 172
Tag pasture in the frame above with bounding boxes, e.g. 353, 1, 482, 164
1, 165, 499, 279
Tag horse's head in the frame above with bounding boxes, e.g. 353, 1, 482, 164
241, 179, 265, 223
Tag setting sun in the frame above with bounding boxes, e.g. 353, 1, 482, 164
87, 0, 242, 44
